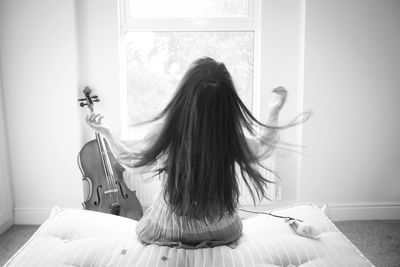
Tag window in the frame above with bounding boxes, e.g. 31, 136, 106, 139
119, 0, 261, 139
118, 0, 275, 204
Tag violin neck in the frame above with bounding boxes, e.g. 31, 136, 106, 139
91, 105, 116, 185
89, 108, 104, 151
96, 132, 115, 179
86, 105, 116, 183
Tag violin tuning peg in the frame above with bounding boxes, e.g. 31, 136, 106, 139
93, 99, 100, 102
80, 102, 88, 107
92, 95, 98, 99
78, 98, 86, 102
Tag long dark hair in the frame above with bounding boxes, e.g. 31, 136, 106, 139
122, 57, 309, 220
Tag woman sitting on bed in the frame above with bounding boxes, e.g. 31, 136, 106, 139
86, 57, 308, 249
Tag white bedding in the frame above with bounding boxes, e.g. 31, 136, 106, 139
5, 204, 373, 267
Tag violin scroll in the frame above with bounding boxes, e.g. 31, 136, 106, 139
78, 87, 100, 110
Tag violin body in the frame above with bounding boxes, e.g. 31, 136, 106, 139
77, 86, 143, 221
78, 139, 143, 220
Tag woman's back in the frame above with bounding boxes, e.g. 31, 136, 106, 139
136, 190, 243, 249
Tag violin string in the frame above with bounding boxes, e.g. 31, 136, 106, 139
103, 138, 118, 191
106, 152, 118, 191
107, 159, 119, 204
101, 136, 119, 204
90, 110, 112, 192
98, 134, 113, 193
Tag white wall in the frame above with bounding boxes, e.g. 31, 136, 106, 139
260, 0, 306, 201
0, 0, 82, 224
76, 0, 122, 142
300, 0, 400, 219
0, 72, 14, 233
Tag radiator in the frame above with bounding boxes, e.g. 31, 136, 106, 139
124, 157, 277, 207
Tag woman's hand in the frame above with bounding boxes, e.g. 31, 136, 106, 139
269, 86, 288, 113
85, 113, 111, 137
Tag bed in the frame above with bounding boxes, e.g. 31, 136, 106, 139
5, 204, 373, 267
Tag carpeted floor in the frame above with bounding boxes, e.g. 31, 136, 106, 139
0, 225, 39, 266
1, 220, 399, 266
334, 220, 400, 267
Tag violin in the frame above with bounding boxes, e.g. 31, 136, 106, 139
77, 87, 143, 220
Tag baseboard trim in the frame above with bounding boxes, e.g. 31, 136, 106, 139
14, 201, 400, 224
0, 217, 13, 235
313, 201, 400, 221
14, 208, 52, 225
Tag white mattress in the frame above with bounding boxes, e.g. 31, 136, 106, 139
5, 204, 373, 267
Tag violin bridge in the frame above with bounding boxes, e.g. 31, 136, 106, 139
104, 189, 118, 194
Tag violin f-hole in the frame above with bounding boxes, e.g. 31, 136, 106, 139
94, 185, 103, 206
116, 181, 129, 199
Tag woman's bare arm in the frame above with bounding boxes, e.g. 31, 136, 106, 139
246, 87, 287, 160
85, 114, 138, 161
85, 114, 162, 166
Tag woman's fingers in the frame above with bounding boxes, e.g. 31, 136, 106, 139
93, 113, 102, 123
85, 113, 104, 128
268, 87, 288, 112
87, 113, 95, 122
86, 113, 103, 123
272, 86, 287, 97
84, 113, 111, 136
272, 87, 288, 104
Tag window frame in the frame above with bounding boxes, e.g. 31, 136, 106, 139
117, 0, 280, 204
118, 0, 262, 140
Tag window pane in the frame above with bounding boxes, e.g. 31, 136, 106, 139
129, 0, 248, 18
124, 31, 254, 137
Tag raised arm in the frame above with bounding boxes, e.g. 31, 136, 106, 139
85, 114, 162, 169
246, 87, 287, 160
85, 114, 133, 158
